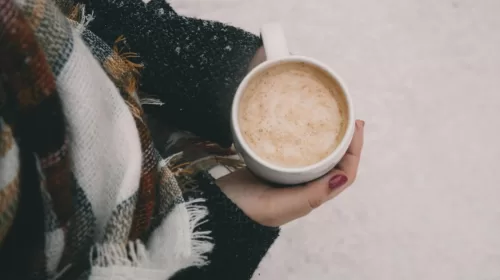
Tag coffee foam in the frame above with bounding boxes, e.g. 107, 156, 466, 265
238, 62, 348, 168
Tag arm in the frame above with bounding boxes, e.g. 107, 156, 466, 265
144, 110, 279, 280
171, 172, 279, 280
82, 0, 262, 147
164, 121, 364, 279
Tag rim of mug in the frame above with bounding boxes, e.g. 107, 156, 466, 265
231, 55, 356, 174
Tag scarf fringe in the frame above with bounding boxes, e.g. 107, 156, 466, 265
184, 198, 213, 267
70, 4, 94, 33
140, 97, 165, 107
88, 199, 212, 277
90, 240, 148, 268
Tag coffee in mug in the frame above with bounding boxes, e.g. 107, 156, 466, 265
231, 23, 355, 185
238, 61, 349, 168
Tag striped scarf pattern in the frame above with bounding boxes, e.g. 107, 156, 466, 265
0, 0, 238, 279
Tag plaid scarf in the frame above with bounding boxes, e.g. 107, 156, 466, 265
0, 0, 241, 279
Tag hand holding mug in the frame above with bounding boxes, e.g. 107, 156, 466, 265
217, 120, 364, 227
217, 23, 363, 226
232, 23, 356, 184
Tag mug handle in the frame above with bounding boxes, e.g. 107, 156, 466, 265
261, 23, 290, 61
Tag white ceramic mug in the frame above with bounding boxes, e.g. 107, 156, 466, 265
231, 23, 356, 185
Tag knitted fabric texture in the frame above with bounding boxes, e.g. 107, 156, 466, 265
0, 0, 245, 279
80, 0, 262, 147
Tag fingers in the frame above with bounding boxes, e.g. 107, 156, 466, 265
304, 168, 351, 208
263, 168, 348, 226
347, 120, 365, 156
337, 120, 365, 185
263, 120, 365, 226
248, 47, 267, 71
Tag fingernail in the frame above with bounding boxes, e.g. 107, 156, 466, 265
356, 120, 365, 129
329, 174, 348, 190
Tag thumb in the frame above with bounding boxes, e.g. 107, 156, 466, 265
303, 169, 350, 209
265, 169, 349, 226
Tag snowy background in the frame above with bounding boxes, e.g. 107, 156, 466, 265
169, 0, 500, 279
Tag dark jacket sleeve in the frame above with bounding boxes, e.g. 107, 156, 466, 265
172, 172, 280, 280
145, 113, 280, 280
82, 0, 262, 147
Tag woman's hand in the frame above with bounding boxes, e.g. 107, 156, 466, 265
248, 47, 266, 71
217, 120, 365, 227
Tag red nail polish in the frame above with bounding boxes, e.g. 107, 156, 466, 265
329, 175, 348, 190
